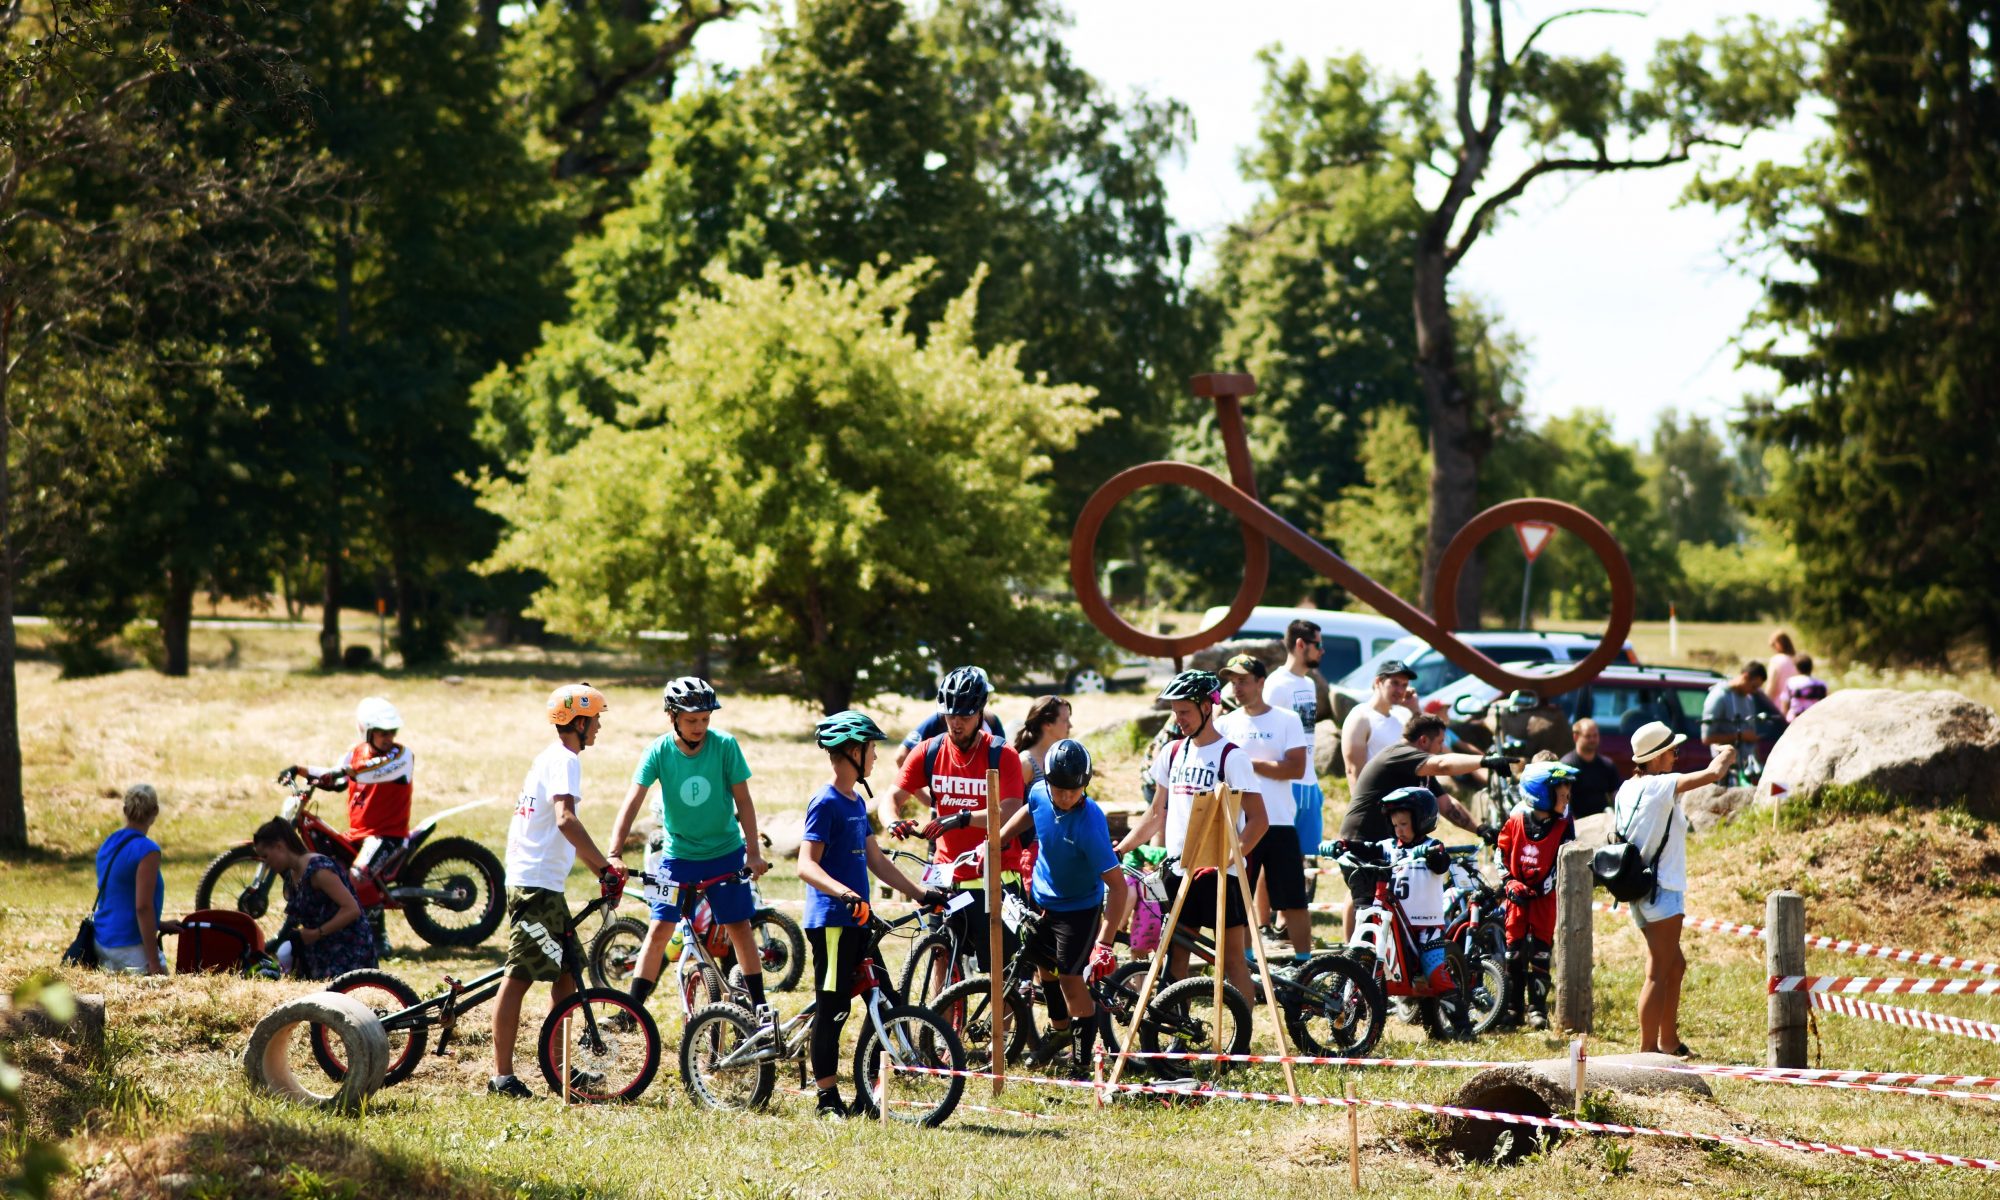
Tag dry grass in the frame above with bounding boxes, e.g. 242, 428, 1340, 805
7, 635, 2000, 1199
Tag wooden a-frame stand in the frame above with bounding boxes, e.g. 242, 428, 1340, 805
1107, 786, 1299, 1098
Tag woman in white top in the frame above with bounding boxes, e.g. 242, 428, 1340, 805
1612, 721, 1735, 1057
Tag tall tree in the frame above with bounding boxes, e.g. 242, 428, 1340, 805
1647, 412, 1739, 548
1700, 1, 2000, 665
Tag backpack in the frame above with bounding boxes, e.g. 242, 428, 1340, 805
922, 733, 1034, 854
1592, 786, 1676, 903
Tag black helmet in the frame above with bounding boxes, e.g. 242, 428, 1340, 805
816, 710, 887, 750
1043, 739, 1093, 791
937, 666, 991, 716
1158, 669, 1221, 704
663, 677, 721, 714
1380, 786, 1439, 837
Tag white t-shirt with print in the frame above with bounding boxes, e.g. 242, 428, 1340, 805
1378, 837, 1475, 929
1262, 666, 1320, 739
1216, 707, 1307, 827
1613, 773, 1688, 892
507, 740, 582, 892
1150, 735, 1262, 874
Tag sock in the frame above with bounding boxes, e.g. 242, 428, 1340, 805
1074, 1012, 1099, 1068
1292, 951, 1311, 964
630, 975, 656, 1007
745, 973, 767, 1008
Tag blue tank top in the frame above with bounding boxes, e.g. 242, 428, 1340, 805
93, 831, 163, 948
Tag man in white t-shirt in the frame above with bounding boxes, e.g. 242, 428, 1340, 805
1116, 669, 1264, 1002
1216, 654, 1312, 963
489, 683, 625, 1100
1261, 619, 1328, 848
1341, 658, 1416, 780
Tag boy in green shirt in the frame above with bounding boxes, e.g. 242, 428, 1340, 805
608, 677, 772, 1029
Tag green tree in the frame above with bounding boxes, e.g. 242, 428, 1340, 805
1646, 412, 1739, 547
481, 262, 1100, 711
1324, 406, 1430, 603
1699, 1, 2000, 665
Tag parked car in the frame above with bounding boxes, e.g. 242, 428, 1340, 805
1197, 605, 1409, 684
1427, 661, 1730, 776
1329, 630, 1642, 727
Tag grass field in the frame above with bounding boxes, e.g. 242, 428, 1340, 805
7, 632, 2000, 1199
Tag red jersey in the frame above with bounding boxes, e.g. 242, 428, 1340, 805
343, 742, 415, 840
895, 732, 1027, 880
1497, 810, 1573, 896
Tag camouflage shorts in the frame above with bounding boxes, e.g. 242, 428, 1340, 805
503, 887, 575, 983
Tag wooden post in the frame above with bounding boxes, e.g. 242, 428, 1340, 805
987, 766, 1004, 1097
1211, 794, 1230, 1048
1107, 852, 1197, 1088
878, 1046, 892, 1126
1767, 890, 1807, 1068
1223, 790, 1300, 1098
1345, 1080, 1360, 1192
560, 1010, 572, 1105
1108, 787, 1225, 1089
1091, 1042, 1104, 1110
1551, 843, 1595, 1033
1569, 1035, 1587, 1114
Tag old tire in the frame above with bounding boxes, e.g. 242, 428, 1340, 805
244, 991, 388, 1111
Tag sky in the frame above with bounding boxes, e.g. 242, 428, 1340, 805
696, 2, 1826, 444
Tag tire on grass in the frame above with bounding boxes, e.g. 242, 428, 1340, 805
244, 991, 388, 1111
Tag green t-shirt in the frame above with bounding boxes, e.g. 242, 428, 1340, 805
634, 729, 753, 860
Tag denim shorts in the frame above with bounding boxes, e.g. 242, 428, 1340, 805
1630, 886, 1685, 929
649, 845, 752, 925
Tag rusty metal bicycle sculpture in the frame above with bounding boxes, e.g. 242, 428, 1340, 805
1068, 373, 1635, 697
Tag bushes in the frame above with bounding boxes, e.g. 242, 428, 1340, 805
1672, 538, 1795, 623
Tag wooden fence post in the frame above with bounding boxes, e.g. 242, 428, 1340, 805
1767, 890, 1807, 1068
1551, 843, 1594, 1033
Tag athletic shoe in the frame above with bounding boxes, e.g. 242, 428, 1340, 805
816, 1089, 847, 1121
602, 1009, 638, 1033
1526, 1008, 1549, 1030
487, 1075, 532, 1099
566, 1067, 607, 1094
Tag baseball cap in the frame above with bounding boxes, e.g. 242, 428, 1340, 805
1375, 659, 1416, 681
1218, 653, 1268, 680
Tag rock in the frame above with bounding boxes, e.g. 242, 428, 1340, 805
1572, 811, 1617, 847
1757, 689, 2000, 811
1444, 1052, 1711, 1164
764, 810, 807, 860
1682, 783, 1758, 833
1313, 719, 1341, 780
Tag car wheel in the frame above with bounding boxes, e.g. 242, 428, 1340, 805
1065, 667, 1107, 695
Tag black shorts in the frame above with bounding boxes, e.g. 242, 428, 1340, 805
1024, 905, 1101, 976
945, 885, 1021, 971
1166, 868, 1248, 930
1247, 825, 1308, 911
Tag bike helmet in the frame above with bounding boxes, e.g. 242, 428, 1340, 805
816, 710, 888, 750
546, 682, 609, 726
1043, 738, 1093, 791
1380, 786, 1439, 837
355, 696, 402, 736
663, 676, 721, 714
937, 666, 991, 716
1158, 669, 1222, 704
1520, 762, 1578, 812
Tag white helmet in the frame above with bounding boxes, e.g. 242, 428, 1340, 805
355, 696, 403, 736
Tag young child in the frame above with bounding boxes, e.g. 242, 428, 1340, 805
1326, 787, 1474, 1033
1783, 655, 1828, 722
995, 739, 1132, 1076
292, 696, 414, 954
795, 711, 946, 1120
1498, 761, 1578, 1029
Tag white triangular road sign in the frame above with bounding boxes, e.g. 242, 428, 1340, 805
1514, 520, 1556, 563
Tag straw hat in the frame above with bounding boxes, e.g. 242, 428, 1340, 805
1629, 720, 1686, 765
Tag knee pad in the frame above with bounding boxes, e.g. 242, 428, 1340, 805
822, 1005, 850, 1031
1425, 961, 1458, 995
1528, 937, 1552, 973
1506, 940, 1531, 969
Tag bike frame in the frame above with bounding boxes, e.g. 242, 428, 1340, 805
658, 867, 756, 1016
1347, 870, 1451, 1000
232, 771, 460, 912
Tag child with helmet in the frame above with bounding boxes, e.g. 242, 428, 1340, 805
291, 695, 415, 954
796, 710, 949, 1119
1325, 786, 1475, 1030
1497, 761, 1578, 1029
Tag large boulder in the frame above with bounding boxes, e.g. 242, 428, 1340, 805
1757, 689, 2000, 812
1683, 782, 1758, 832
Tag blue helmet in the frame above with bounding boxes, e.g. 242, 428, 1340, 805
1520, 762, 1579, 813
1380, 786, 1438, 837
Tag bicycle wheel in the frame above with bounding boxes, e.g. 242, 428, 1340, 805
310, 969, 427, 1087
1465, 953, 1509, 1036
1290, 953, 1385, 1057
852, 1003, 965, 1127
1139, 976, 1251, 1078
752, 909, 807, 993
929, 975, 1035, 1070
587, 916, 650, 990
677, 956, 725, 1014
896, 930, 962, 1009
1419, 948, 1477, 1042
536, 987, 660, 1103
195, 845, 277, 926
399, 837, 506, 948
678, 1002, 776, 1112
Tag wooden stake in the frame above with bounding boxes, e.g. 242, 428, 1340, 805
1224, 792, 1299, 1098
1091, 1040, 1104, 1110
560, 1009, 572, 1106
1551, 843, 1595, 1033
986, 766, 1005, 1098
1345, 1080, 1360, 1192
1570, 1035, 1587, 1115
878, 1046, 892, 1126
1108, 858, 1197, 1089
1767, 890, 1807, 1068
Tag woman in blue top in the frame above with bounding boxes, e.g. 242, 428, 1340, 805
92, 784, 178, 974
994, 739, 1130, 1076
796, 711, 947, 1121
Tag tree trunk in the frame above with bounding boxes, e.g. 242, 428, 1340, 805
1413, 250, 1484, 626
320, 550, 342, 669
0, 301, 25, 851
394, 556, 417, 667
160, 565, 194, 676
818, 675, 853, 715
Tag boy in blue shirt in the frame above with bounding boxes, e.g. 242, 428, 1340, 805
995, 738, 1131, 1076
796, 711, 947, 1120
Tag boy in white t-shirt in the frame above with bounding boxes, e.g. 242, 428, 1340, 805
489, 683, 626, 1100
1215, 654, 1312, 963
1115, 669, 1265, 1002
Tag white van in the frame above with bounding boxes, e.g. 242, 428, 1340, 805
1197, 605, 1409, 683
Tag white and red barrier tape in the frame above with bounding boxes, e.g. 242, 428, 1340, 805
1588, 901, 2000, 976
886, 1063, 2000, 1169
1810, 993, 2000, 1043
1771, 974, 2000, 997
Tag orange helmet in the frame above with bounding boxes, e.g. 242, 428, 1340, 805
546, 683, 609, 726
